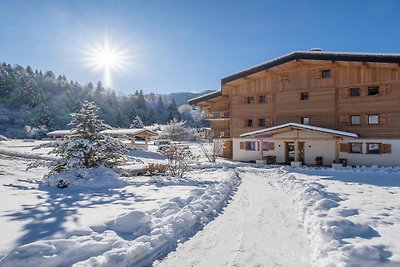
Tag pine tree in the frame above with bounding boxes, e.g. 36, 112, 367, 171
115, 109, 123, 127
130, 115, 144, 128
30, 101, 129, 173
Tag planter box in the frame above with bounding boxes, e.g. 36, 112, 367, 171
332, 163, 343, 169
291, 161, 302, 167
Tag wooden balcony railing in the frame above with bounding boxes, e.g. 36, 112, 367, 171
205, 111, 230, 120
206, 130, 231, 139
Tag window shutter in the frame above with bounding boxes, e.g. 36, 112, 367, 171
339, 88, 348, 98
314, 71, 322, 79
339, 115, 350, 125
240, 142, 245, 150
381, 144, 392, 154
340, 143, 350, 153
380, 84, 391, 95
380, 114, 391, 125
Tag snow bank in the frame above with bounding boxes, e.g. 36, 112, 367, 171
40, 166, 125, 189
272, 168, 393, 266
0, 169, 240, 266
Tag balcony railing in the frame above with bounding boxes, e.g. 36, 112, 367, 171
206, 130, 231, 139
205, 111, 230, 120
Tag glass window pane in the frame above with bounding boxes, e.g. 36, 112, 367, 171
368, 115, 379, 124
368, 143, 380, 154
368, 87, 380, 95
349, 88, 360, 97
351, 143, 362, 153
351, 116, 360, 125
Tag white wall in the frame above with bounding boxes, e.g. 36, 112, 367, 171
233, 134, 400, 166
340, 139, 400, 167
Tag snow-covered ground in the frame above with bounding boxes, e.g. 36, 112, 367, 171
1, 140, 400, 266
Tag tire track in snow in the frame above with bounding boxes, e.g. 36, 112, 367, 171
155, 168, 311, 267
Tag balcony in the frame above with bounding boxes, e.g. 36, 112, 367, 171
205, 110, 230, 120
206, 130, 231, 139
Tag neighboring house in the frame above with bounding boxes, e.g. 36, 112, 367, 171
189, 49, 400, 167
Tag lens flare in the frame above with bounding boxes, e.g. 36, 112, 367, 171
83, 37, 130, 88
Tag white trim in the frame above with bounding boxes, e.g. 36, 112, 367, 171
240, 123, 358, 138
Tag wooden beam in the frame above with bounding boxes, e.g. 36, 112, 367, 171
294, 129, 299, 162
335, 137, 340, 163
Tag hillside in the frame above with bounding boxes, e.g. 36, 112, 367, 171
0, 62, 212, 138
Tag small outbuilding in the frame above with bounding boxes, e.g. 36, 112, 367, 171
101, 128, 158, 151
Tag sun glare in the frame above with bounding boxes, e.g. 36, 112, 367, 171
84, 37, 130, 88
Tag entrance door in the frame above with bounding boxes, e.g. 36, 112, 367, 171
285, 142, 305, 163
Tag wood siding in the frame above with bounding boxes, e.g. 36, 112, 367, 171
200, 60, 400, 139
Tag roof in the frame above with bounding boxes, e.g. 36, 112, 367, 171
101, 128, 158, 136
240, 123, 358, 138
222, 50, 400, 84
188, 91, 222, 105
47, 130, 75, 136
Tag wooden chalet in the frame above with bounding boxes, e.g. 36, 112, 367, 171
190, 49, 400, 166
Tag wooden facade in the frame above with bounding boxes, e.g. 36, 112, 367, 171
190, 51, 400, 158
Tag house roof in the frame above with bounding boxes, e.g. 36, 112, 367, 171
101, 128, 158, 136
222, 50, 400, 85
188, 91, 222, 105
47, 130, 76, 136
240, 123, 358, 138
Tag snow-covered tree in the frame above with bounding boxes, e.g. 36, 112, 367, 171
30, 101, 130, 173
130, 115, 144, 128
158, 119, 200, 141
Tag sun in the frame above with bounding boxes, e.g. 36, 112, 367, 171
84, 37, 130, 88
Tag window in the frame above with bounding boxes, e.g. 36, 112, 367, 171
300, 92, 309, 100
350, 143, 363, 153
247, 96, 255, 103
368, 86, 380, 96
351, 115, 361, 125
349, 88, 360, 97
262, 142, 275, 151
258, 118, 266, 127
246, 141, 256, 151
368, 115, 379, 125
367, 143, 381, 154
301, 117, 309, 125
246, 119, 253, 127
259, 95, 266, 103
322, 70, 331, 78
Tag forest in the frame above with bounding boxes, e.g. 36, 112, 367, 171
0, 62, 211, 138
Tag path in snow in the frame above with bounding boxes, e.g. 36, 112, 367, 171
156, 168, 311, 267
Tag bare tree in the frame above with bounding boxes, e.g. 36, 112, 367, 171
199, 139, 225, 163
160, 144, 198, 177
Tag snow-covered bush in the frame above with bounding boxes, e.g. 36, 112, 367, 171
24, 125, 48, 139
143, 163, 168, 176
160, 144, 198, 177
29, 101, 131, 187
158, 119, 201, 141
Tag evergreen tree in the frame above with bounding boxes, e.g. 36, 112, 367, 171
31, 101, 129, 173
115, 109, 123, 127
130, 115, 144, 128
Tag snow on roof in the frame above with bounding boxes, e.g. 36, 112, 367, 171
188, 91, 222, 105
101, 128, 157, 136
47, 130, 75, 136
240, 123, 358, 138
222, 50, 400, 84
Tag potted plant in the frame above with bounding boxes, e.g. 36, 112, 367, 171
315, 156, 323, 166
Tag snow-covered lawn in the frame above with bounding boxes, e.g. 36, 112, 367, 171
0, 150, 239, 266
1, 140, 400, 266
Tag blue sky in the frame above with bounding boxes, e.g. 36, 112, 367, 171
0, 0, 399, 94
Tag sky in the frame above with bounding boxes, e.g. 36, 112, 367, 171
1, 0, 400, 94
